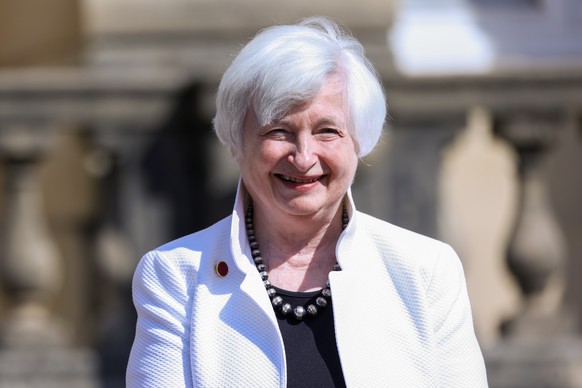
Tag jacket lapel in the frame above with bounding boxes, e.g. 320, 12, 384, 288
224, 180, 287, 385
230, 179, 280, 328
330, 211, 431, 387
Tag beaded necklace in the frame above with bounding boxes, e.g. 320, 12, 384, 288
245, 202, 348, 320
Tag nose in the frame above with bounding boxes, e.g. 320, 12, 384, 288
288, 133, 316, 172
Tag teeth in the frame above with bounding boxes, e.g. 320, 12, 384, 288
278, 174, 319, 183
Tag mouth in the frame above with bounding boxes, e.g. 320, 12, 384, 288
275, 174, 321, 184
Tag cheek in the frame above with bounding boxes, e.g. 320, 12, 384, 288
345, 157, 358, 180
338, 153, 359, 184
326, 143, 358, 170
257, 142, 290, 165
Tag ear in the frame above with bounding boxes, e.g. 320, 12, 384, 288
230, 145, 241, 163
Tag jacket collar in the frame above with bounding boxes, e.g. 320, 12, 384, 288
228, 179, 278, 326
228, 177, 359, 298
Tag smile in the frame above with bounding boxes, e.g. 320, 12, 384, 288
276, 174, 320, 183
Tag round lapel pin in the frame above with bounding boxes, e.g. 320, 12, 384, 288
215, 261, 229, 277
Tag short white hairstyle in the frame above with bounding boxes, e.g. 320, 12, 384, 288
213, 17, 386, 158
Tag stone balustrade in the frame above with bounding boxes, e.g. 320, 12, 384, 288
0, 34, 582, 388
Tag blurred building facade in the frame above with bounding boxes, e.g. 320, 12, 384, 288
0, 0, 581, 386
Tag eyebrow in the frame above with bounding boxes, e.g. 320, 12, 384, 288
276, 116, 344, 127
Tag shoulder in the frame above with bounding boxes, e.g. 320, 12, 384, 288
133, 215, 232, 294
156, 215, 232, 256
355, 211, 452, 259
354, 211, 462, 289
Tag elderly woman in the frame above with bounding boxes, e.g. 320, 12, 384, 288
127, 17, 488, 387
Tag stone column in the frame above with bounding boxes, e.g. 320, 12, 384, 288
365, 119, 459, 239
0, 126, 98, 388
0, 127, 64, 346
486, 113, 582, 387
438, 106, 521, 346
86, 128, 138, 387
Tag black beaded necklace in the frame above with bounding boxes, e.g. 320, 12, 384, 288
245, 202, 349, 321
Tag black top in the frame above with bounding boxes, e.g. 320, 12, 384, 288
274, 287, 347, 388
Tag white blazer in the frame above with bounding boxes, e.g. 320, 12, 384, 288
127, 183, 488, 387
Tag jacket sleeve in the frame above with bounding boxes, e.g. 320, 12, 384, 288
428, 243, 489, 387
126, 250, 195, 388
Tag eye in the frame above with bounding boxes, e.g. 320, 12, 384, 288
270, 127, 288, 134
316, 127, 342, 140
264, 127, 289, 140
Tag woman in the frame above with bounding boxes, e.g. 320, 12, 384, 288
127, 17, 488, 387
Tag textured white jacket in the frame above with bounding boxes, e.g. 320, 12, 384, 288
127, 184, 488, 387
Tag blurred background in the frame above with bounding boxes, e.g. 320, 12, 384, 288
0, 0, 581, 386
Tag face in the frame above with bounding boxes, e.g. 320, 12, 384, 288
237, 75, 358, 221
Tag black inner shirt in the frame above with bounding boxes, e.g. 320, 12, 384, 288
273, 287, 347, 388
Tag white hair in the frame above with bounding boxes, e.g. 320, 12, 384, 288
213, 17, 387, 158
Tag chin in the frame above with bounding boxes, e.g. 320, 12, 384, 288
279, 198, 327, 217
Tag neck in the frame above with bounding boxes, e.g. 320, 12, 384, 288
251, 203, 344, 291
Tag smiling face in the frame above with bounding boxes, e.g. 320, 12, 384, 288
237, 74, 358, 223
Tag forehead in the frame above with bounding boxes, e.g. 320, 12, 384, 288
270, 75, 348, 125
